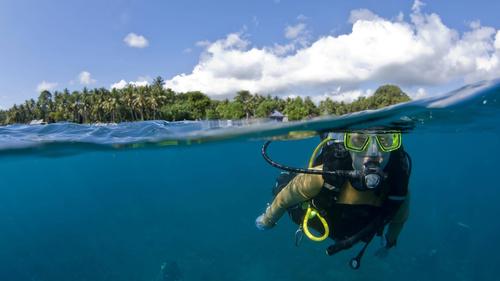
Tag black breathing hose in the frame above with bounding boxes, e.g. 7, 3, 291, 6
261, 141, 361, 178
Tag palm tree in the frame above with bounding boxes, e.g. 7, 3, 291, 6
36, 90, 53, 121
146, 88, 160, 120
89, 89, 103, 122
103, 92, 120, 123
132, 87, 147, 120
122, 86, 136, 121
234, 90, 253, 119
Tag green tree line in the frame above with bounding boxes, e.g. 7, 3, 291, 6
0, 77, 411, 125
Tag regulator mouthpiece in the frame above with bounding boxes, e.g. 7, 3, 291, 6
361, 162, 385, 189
364, 173, 381, 189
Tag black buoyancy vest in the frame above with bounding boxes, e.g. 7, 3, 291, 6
311, 142, 411, 239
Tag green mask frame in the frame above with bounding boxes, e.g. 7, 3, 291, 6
344, 132, 402, 153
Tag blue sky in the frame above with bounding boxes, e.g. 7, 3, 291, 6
1, 0, 499, 108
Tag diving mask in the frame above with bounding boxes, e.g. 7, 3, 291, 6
344, 132, 401, 153
346, 131, 401, 190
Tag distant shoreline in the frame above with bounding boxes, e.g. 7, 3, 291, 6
0, 77, 410, 125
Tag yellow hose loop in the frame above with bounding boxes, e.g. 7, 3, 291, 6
302, 205, 329, 242
308, 137, 333, 168
301, 136, 333, 242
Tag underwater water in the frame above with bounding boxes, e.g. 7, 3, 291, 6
1, 80, 499, 281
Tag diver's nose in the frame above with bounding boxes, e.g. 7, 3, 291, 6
366, 137, 380, 157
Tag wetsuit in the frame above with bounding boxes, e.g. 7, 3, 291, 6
261, 165, 409, 245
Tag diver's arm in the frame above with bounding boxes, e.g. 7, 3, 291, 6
260, 173, 324, 227
385, 192, 410, 247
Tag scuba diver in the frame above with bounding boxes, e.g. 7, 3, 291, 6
255, 130, 411, 269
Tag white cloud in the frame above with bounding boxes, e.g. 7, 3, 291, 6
165, 0, 500, 101
297, 14, 308, 21
495, 31, 500, 49
123, 33, 149, 48
332, 89, 373, 103
469, 20, 481, 29
310, 89, 374, 104
110, 78, 149, 89
37, 81, 58, 92
412, 0, 425, 13
131, 80, 149, 87
396, 12, 405, 22
349, 9, 382, 24
196, 40, 211, 47
406, 87, 429, 100
78, 71, 96, 85
266, 43, 296, 56
285, 23, 307, 39
110, 80, 128, 89
284, 21, 311, 48
217, 33, 249, 49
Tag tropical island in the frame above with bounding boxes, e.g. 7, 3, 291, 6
0, 76, 411, 125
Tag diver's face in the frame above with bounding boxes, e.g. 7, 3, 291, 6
350, 135, 390, 171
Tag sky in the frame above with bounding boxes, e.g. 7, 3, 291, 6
0, 0, 499, 108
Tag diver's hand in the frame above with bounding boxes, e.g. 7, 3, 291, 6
255, 214, 275, 231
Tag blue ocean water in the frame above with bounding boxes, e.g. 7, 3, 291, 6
1, 80, 499, 281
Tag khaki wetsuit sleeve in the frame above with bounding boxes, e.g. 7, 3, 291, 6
385, 192, 410, 246
262, 173, 324, 226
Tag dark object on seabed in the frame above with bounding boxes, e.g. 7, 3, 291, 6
155, 261, 182, 281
